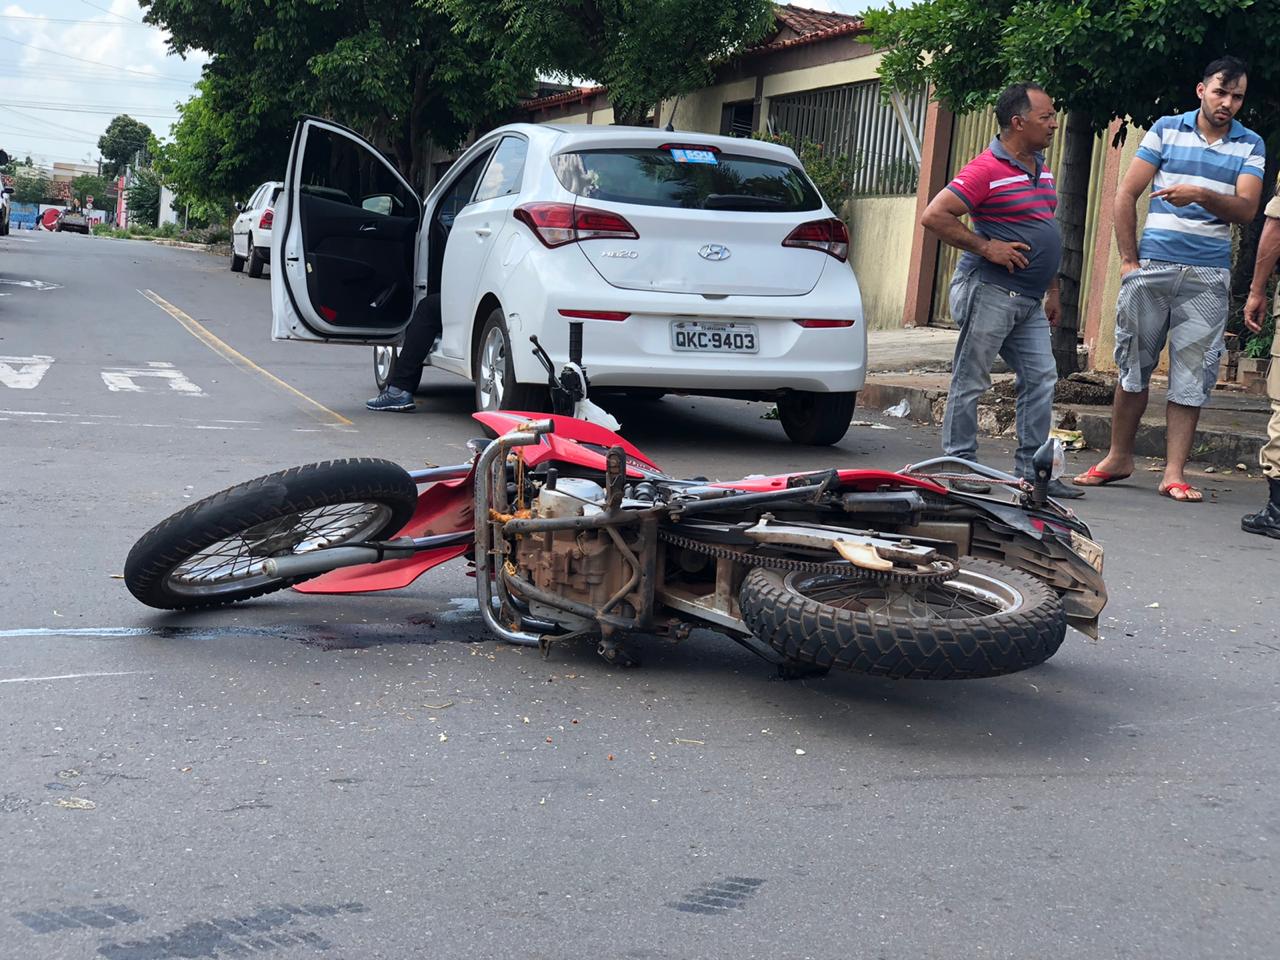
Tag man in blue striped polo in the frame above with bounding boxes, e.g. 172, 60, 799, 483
1075, 56, 1265, 501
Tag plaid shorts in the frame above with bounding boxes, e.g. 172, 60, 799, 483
1114, 259, 1229, 407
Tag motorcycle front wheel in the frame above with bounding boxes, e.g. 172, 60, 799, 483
124, 459, 418, 610
738, 558, 1066, 680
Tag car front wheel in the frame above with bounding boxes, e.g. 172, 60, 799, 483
230, 237, 245, 272
776, 390, 856, 445
247, 235, 265, 278
473, 308, 547, 413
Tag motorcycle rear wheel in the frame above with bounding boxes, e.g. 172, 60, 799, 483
124, 459, 418, 610
738, 558, 1066, 679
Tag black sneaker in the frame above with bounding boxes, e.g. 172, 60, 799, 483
1043, 478, 1086, 500
366, 386, 415, 412
1242, 496, 1280, 540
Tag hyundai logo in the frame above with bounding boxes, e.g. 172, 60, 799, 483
698, 243, 732, 261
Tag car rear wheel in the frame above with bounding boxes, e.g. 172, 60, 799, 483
247, 235, 265, 278
777, 390, 856, 445
474, 308, 547, 413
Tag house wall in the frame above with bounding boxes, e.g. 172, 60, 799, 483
667, 78, 757, 133
848, 195, 917, 330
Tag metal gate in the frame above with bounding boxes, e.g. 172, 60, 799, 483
768, 80, 927, 196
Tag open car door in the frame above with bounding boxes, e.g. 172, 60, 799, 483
272, 117, 422, 344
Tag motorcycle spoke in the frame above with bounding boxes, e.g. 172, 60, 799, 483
798, 578, 1008, 621
169, 501, 391, 587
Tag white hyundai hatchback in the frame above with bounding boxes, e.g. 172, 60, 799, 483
271, 118, 867, 443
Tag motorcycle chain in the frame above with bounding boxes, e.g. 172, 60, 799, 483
657, 529, 958, 585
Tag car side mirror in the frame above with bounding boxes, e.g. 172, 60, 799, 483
233, 201, 244, 212
1, 187, 12, 196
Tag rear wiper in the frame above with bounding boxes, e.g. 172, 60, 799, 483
700, 194, 787, 210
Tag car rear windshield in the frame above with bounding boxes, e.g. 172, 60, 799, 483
552, 148, 823, 212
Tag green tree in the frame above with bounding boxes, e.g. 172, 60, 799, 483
71, 174, 110, 208
10, 173, 49, 204
866, 0, 1280, 374
141, 0, 536, 191
98, 115, 153, 178
128, 168, 163, 227
442, 0, 776, 126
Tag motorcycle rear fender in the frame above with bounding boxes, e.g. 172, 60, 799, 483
294, 475, 474, 594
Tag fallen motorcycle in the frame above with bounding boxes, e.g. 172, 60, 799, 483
125, 325, 1106, 680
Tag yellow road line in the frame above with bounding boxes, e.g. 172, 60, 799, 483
139, 289, 354, 428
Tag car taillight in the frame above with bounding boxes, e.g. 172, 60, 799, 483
793, 319, 855, 328
259, 208, 273, 230
514, 202, 638, 248
783, 218, 849, 262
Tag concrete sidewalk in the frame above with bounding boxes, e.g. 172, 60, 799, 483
865, 327, 1273, 471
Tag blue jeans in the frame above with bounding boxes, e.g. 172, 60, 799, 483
942, 271, 1057, 479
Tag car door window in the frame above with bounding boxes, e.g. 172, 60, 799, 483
434, 148, 494, 231
299, 133, 417, 220
472, 137, 528, 202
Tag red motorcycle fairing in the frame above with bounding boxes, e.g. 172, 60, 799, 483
293, 475, 474, 594
472, 411, 663, 477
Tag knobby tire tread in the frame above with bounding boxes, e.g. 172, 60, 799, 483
738, 559, 1067, 680
124, 458, 417, 611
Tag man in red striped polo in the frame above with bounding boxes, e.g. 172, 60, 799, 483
921, 82, 1081, 498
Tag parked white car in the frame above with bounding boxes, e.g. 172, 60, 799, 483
232, 180, 281, 277
270, 119, 867, 443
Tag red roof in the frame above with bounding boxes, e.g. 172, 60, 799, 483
749, 3, 865, 53
521, 85, 607, 111
518, 5, 866, 113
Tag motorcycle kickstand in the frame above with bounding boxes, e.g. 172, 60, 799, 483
597, 635, 640, 668
728, 632, 830, 681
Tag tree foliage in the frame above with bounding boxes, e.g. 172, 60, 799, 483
71, 174, 111, 208
128, 168, 163, 228
98, 115, 153, 178
10, 173, 49, 204
442, 0, 777, 125
141, 0, 537, 195
866, 0, 1280, 136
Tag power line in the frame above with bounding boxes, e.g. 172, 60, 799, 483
78, 0, 146, 25
0, 66, 194, 90
0, 101, 181, 119
0, 104, 97, 137
0, 34, 194, 83
0, 14, 153, 28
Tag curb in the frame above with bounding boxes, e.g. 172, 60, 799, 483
149, 239, 231, 256
863, 376, 1269, 470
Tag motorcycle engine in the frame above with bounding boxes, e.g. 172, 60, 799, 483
513, 478, 638, 618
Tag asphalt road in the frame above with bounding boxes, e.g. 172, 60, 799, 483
2, 230, 1276, 960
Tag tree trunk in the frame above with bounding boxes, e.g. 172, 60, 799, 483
1052, 110, 1092, 377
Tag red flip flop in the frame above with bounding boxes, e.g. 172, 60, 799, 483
1072, 465, 1132, 487
1159, 481, 1202, 503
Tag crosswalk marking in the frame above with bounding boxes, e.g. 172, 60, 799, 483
0, 355, 54, 389
100, 360, 206, 396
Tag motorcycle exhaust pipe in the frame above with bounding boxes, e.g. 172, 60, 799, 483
262, 532, 470, 579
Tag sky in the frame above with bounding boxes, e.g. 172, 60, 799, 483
0, 0, 880, 171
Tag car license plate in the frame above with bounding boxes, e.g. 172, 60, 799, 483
671, 321, 758, 354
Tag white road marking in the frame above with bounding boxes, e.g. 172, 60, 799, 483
0, 409, 352, 433
0, 278, 61, 291
0, 355, 54, 389
100, 361, 205, 396
0, 671, 144, 684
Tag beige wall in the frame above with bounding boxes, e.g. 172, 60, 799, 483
666, 78, 756, 134
848, 195, 917, 330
